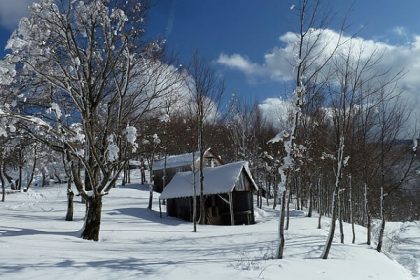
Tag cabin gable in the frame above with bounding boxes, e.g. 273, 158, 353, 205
152, 148, 222, 192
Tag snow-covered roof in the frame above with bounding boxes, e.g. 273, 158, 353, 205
152, 151, 200, 171
160, 161, 258, 200
129, 160, 142, 166
152, 148, 218, 171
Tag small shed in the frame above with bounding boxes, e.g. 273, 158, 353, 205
152, 148, 222, 193
159, 161, 258, 225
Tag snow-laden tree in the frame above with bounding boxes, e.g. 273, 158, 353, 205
269, 0, 344, 259
1, 0, 174, 241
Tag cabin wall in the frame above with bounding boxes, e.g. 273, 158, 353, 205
166, 191, 255, 225
167, 197, 194, 222
232, 191, 255, 225
153, 166, 190, 193
234, 171, 255, 192
153, 168, 177, 193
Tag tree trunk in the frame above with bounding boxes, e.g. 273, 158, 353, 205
3, 167, 13, 189
296, 178, 300, 210
41, 171, 47, 188
25, 147, 37, 192
84, 154, 93, 191
364, 183, 371, 245
317, 177, 322, 229
276, 189, 287, 259
141, 167, 146, 184
377, 187, 385, 252
148, 157, 154, 210
199, 161, 205, 224
140, 158, 146, 184
285, 191, 290, 230
159, 199, 162, 218
65, 186, 74, 221
367, 212, 372, 245
307, 182, 313, 217
273, 175, 277, 209
148, 184, 153, 210
349, 176, 355, 244
256, 189, 260, 208
17, 165, 23, 190
321, 136, 345, 259
198, 111, 206, 225
377, 217, 386, 252
229, 192, 235, 226
317, 207, 322, 229
321, 189, 337, 259
122, 164, 127, 186
163, 153, 168, 190
192, 152, 197, 232
81, 195, 102, 241
0, 164, 5, 202
338, 193, 344, 244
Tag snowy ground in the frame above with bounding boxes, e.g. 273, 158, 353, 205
376, 221, 420, 279
0, 176, 414, 280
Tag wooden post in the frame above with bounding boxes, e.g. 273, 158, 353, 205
229, 192, 234, 226
159, 199, 162, 219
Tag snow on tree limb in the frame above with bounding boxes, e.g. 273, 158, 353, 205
268, 130, 290, 144
0, 61, 16, 85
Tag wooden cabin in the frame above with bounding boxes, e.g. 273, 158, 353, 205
152, 148, 222, 193
159, 161, 258, 225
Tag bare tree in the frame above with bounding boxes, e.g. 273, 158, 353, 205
375, 93, 415, 252
2, 0, 175, 241
186, 52, 224, 225
269, 0, 343, 259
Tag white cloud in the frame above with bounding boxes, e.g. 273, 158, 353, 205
217, 29, 400, 83
217, 53, 265, 77
218, 28, 420, 132
0, 0, 34, 30
258, 97, 292, 128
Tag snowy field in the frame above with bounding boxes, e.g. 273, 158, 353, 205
0, 177, 414, 280
376, 220, 420, 279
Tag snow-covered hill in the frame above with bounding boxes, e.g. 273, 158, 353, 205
0, 180, 413, 280
374, 220, 420, 279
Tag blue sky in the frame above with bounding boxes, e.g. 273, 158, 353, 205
145, 0, 420, 101
1, 0, 420, 117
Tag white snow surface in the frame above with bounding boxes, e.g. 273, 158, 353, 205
373, 220, 420, 279
160, 161, 258, 199
0, 173, 414, 280
152, 150, 200, 171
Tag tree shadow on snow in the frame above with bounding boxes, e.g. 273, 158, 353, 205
108, 207, 185, 226
0, 258, 155, 278
0, 226, 81, 239
117, 183, 151, 191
